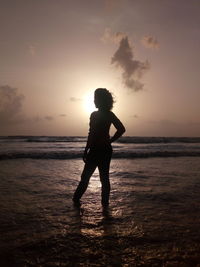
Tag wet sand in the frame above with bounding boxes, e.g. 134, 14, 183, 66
0, 158, 200, 266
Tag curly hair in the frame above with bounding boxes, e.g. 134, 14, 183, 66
94, 88, 114, 111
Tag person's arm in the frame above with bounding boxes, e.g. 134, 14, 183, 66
110, 112, 126, 143
83, 113, 94, 162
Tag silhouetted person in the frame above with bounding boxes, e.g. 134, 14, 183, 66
73, 88, 125, 206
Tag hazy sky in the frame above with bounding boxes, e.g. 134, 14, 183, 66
1, 0, 200, 136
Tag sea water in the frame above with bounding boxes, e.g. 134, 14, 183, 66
0, 136, 200, 159
0, 136, 200, 266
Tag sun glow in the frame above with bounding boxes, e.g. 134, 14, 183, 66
83, 91, 96, 114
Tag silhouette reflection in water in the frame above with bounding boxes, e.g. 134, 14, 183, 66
73, 88, 125, 206
70, 204, 123, 266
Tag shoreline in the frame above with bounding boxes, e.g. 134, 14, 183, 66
0, 157, 200, 266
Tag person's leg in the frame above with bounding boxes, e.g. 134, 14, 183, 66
98, 150, 112, 206
73, 160, 96, 202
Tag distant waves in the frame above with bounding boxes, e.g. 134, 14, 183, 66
0, 136, 200, 160
1, 136, 200, 144
1, 150, 200, 160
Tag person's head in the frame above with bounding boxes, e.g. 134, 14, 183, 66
94, 88, 114, 111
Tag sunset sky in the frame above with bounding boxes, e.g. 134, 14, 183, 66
1, 0, 200, 136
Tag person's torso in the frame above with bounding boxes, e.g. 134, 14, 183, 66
89, 111, 112, 148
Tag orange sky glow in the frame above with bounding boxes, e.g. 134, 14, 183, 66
0, 0, 200, 136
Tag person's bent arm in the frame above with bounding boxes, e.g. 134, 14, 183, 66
110, 113, 126, 143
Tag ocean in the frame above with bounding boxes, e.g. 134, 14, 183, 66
1, 136, 200, 160
0, 136, 200, 266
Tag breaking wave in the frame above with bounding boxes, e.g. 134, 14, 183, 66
1, 150, 200, 160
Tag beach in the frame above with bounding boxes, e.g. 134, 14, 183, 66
1, 0, 200, 265
0, 149, 200, 266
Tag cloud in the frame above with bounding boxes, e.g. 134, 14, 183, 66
104, 0, 124, 13
69, 97, 82, 102
0, 85, 58, 128
45, 116, 54, 121
141, 36, 159, 49
101, 27, 126, 44
32, 116, 42, 123
59, 114, 67, 117
0, 85, 25, 125
111, 37, 150, 91
132, 114, 139, 119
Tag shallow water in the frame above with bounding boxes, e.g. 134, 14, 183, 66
0, 157, 200, 266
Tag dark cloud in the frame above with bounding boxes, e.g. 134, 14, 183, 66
0, 85, 25, 125
0, 86, 58, 130
111, 37, 150, 91
45, 116, 54, 121
142, 36, 159, 49
32, 116, 42, 123
59, 114, 67, 117
101, 27, 126, 44
130, 114, 139, 119
70, 97, 82, 102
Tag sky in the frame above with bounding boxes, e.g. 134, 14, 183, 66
0, 0, 200, 136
